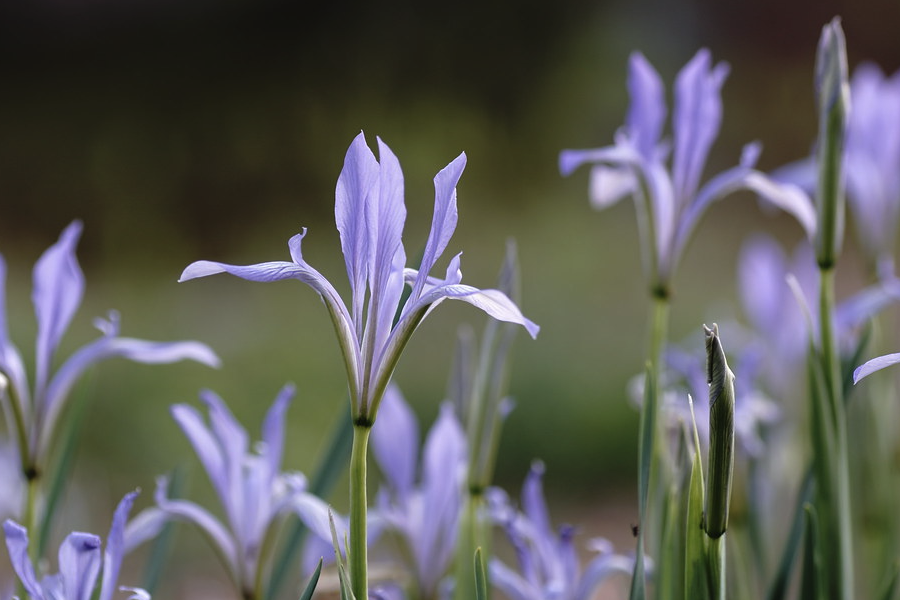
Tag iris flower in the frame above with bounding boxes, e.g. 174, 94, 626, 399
0, 222, 219, 484
3, 490, 149, 600
370, 384, 466, 597
559, 50, 815, 293
180, 132, 538, 421
489, 462, 633, 600
153, 385, 335, 598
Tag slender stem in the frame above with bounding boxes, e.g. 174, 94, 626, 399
817, 266, 853, 599
709, 535, 727, 600
24, 470, 40, 563
349, 423, 371, 599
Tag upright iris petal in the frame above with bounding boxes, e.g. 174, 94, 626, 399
180, 132, 538, 421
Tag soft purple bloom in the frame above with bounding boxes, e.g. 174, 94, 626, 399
3, 491, 149, 600
845, 64, 900, 273
489, 463, 633, 600
560, 50, 815, 289
153, 385, 335, 595
0, 221, 220, 474
180, 132, 538, 419
371, 384, 467, 597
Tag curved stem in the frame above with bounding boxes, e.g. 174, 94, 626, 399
349, 424, 371, 599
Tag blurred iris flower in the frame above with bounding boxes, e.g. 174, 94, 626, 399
489, 462, 633, 600
370, 384, 466, 598
776, 63, 900, 276
3, 490, 149, 600
153, 385, 335, 597
180, 132, 538, 421
0, 221, 219, 484
560, 50, 815, 292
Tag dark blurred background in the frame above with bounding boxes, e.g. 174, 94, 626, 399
1, 0, 898, 595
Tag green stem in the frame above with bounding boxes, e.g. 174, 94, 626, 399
817, 266, 853, 599
349, 423, 371, 599
709, 535, 727, 600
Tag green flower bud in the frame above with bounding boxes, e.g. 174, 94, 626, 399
704, 323, 735, 539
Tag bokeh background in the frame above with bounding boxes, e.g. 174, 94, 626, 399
1, 0, 899, 596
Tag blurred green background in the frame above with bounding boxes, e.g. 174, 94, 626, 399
1, 0, 899, 595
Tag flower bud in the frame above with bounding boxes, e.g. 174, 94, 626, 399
704, 323, 735, 539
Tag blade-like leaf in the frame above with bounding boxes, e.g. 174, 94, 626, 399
298, 558, 322, 600
876, 559, 900, 600
685, 397, 710, 600
800, 504, 825, 600
474, 547, 488, 600
629, 363, 656, 600
766, 468, 814, 600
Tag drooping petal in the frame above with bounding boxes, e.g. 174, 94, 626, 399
489, 558, 538, 600
673, 161, 816, 270
572, 548, 634, 600
33, 221, 84, 401
0, 255, 31, 412
408, 153, 466, 305
558, 143, 642, 179
588, 164, 637, 210
371, 384, 419, 500
671, 49, 729, 206
336, 131, 379, 330
154, 477, 239, 577
124, 507, 168, 554
99, 491, 139, 600
854, 353, 900, 384
59, 531, 102, 600
38, 335, 219, 462
291, 494, 347, 550
3, 519, 43, 599
119, 586, 152, 600
626, 52, 666, 160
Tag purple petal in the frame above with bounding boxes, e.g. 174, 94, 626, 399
573, 550, 634, 600
836, 277, 900, 332
170, 404, 228, 506
521, 461, 551, 542
292, 494, 346, 549
261, 384, 294, 488
33, 221, 84, 401
671, 49, 729, 204
588, 164, 637, 209
0, 255, 31, 414
416, 283, 539, 339
3, 519, 43, 598
99, 491, 139, 600
336, 132, 379, 329
154, 477, 238, 575
124, 507, 168, 554
739, 235, 790, 337
558, 144, 641, 178
180, 259, 309, 283
409, 153, 465, 303
626, 52, 666, 160
417, 402, 466, 587
119, 586, 151, 600
371, 384, 419, 500
38, 335, 219, 463
489, 558, 537, 600
59, 531, 102, 600
854, 353, 900, 384
200, 390, 249, 539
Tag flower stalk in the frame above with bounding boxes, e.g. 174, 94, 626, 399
349, 423, 371, 599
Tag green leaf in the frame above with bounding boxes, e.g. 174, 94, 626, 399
475, 547, 489, 600
876, 560, 900, 600
142, 465, 189, 595
766, 468, 814, 600
800, 504, 825, 600
685, 397, 710, 600
298, 559, 322, 600
629, 363, 657, 600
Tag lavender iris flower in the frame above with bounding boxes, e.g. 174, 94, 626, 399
3, 491, 149, 600
560, 50, 815, 292
153, 385, 335, 597
179, 132, 538, 420
489, 462, 633, 600
370, 384, 466, 598
844, 64, 900, 274
0, 222, 219, 482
